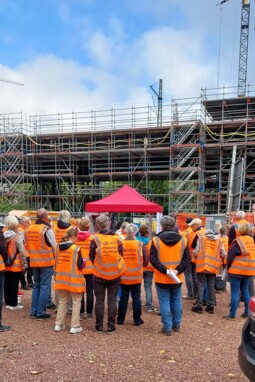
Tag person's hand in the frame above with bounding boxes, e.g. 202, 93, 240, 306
166, 269, 172, 277
173, 269, 179, 275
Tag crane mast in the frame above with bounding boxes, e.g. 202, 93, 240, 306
237, 0, 251, 97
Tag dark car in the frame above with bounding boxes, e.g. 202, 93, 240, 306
239, 296, 255, 381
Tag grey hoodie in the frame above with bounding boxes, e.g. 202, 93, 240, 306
3, 229, 27, 269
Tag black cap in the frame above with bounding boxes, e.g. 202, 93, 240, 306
186, 218, 193, 224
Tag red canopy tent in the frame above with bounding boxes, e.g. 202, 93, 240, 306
85, 185, 163, 213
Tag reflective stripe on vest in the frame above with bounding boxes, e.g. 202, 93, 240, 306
143, 241, 154, 272
153, 236, 186, 284
54, 245, 85, 293
75, 235, 94, 275
0, 255, 4, 271
93, 234, 126, 280
195, 236, 222, 274
5, 234, 23, 273
121, 240, 143, 285
229, 236, 255, 276
25, 224, 55, 267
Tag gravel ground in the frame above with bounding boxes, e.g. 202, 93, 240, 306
0, 284, 249, 382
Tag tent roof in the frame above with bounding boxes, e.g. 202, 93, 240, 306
85, 185, 163, 213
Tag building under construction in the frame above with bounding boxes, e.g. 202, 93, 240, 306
1, 86, 255, 216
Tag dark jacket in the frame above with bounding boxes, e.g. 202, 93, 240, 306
57, 220, 71, 230
58, 241, 84, 270
191, 226, 204, 249
150, 230, 191, 289
0, 231, 9, 272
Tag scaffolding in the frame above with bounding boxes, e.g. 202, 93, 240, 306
1, 85, 255, 216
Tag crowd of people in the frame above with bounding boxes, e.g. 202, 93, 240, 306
0, 208, 254, 336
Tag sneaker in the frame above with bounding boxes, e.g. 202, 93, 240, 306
17, 291, 24, 296
47, 303, 56, 310
183, 296, 194, 300
36, 314, 51, 320
117, 319, 124, 325
70, 327, 83, 334
222, 314, 236, 320
205, 306, 214, 314
87, 314, 93, 321
191, 305, 203, 314
134, 319, 144, 326
54, 324, 66, 332
80, 313, 85, 321
0, 323, 11, 332
30, 314, 37, 319
172, 326, 180, 332
5, 305, 11, 309
147, 309, 155, 313
27, 282, 34, 288
21, 285, 31, 290
96, 326, 103, 334
241, 313, 248, 318
162, 329, 172, 336
9, 305, 23, 310
107, 326, 116, 335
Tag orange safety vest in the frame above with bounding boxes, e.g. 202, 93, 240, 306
18, 225, 30, 258
25, 224, 55, 268
121, 240, 143, 285
143, 241, 154, 272
75, 234, 94, 275
5, 234, 23, 272
221, 236, 229, 266
184, 227, 197, 262
0, 254, 4, 272
54, 244, 86, 293
152, 236, 186, 284
229, 235, 255, 277
195, 236, 223, 274
54, 225, 73, 244
93, 234, 126, 280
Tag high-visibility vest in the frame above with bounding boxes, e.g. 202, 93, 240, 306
184, 227, 197, 262
0, 254, 4, 272
152, 236, 186, 284
18, 225, 29, 258
25, 224, 55, 268
93, 234, 126, 280
143, 241, 154, 272
54, 244, 86, 293
75, 234, 94, 275
121, 240, 143, 285
221, 236, 229, 266
5, 234, 23, 273
195, 236, 223, 274
54, 225, 72, 244
229, 236, 255, 277
233, 220, 253, 238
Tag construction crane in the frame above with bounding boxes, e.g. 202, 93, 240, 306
0, 78, 24, 86
217, 0, 251, 97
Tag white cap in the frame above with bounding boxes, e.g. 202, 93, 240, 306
188, 218, 202, 227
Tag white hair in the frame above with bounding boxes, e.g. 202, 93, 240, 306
58, 210, 71, 223
236, 211, 245, 220
125, 223, 138, 235
4, 215, 19, 229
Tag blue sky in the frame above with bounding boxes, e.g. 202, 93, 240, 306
0, 0, 254, 114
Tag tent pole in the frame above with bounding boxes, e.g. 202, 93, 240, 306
148, 214, 152, 238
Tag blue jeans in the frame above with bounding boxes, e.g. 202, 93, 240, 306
156, 285, 182, 332
0, 273, 4, 322
230, 276, 250, 318
118, 283, 142, 324
143, 271, 154, 310
31, 266, 53, 317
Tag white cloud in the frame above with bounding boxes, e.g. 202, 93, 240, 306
0, 25, 216, 115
